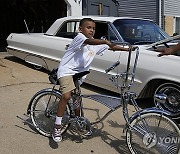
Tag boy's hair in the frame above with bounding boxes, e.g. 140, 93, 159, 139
79, 18, 95, 27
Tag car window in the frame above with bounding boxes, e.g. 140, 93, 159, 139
94, 22, 121, 42
56, 21, 79, 39
93, 22, 108, 39
108, 24, 122, 42
113, 19, 170, 45
55, 20, 120, 42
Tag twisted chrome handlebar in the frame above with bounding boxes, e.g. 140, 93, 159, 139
105, 45, 139, 90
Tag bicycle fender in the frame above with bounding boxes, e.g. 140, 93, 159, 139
27, 88, 62, 114
128, 107, 172, 123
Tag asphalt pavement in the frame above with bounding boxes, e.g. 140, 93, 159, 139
0, 51, 179, 154
0, 51, 136, 154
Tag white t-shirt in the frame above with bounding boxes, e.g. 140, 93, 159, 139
57, 33, 109, 79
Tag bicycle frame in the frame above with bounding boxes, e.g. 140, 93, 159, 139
81, 46, 172, 130
26, 45, 173, 127
68, 46, 141, 126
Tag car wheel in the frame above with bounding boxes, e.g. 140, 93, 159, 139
154, 82, 180, 117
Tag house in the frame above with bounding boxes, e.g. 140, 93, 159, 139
117, 0, 180, 36
0, 0, 179, 48
0, 0, 119, 48
83, 0, 180, 36
163, 0, 180, 36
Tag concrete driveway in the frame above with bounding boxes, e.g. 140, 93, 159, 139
2, 52, 179, 154
0, 52, 137, 154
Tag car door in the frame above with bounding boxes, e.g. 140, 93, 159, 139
86, 21, 131, 91
44, 20, 80, 68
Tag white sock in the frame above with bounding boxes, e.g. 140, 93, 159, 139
55, 116, 62, 125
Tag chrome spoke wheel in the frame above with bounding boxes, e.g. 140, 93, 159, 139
154, 83, 180, 116
30, 89, 69, 137
126, 112, 180, 154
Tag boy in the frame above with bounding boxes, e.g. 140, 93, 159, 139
52, 18, 131, 142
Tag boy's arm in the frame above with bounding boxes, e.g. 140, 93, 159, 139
109, 44, 129, 51
84, 38, 129, 51
84, 38, 108, 45
156, 43, 180, 56
173, 43, 180, 52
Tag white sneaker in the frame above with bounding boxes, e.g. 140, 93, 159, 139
52, 125, 62, 142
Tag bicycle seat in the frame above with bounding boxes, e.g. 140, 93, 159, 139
73, 71, 90, 81
48, 68, 58, 84
48, 69, 90, 84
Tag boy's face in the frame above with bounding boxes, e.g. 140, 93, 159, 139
79, 21, 95, 38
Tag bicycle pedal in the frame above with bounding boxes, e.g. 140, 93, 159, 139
84, 130, 93, 136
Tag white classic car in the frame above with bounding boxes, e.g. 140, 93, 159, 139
6, 16, 180, 116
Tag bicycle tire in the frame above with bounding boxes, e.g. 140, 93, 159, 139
30, 89, 70, 137
126, 112, 180, 154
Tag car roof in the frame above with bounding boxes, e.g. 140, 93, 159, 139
58, 15, 151, 22
46, 16, 152, 35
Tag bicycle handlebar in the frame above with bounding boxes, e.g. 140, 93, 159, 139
125, 46, 139, 81
105, 46, 139, 90
105, 46, 139, 74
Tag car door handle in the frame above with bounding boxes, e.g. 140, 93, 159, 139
65, 44, 70, 50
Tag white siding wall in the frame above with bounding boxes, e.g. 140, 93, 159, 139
66, 0, 82, 16
117, 0, 159, 24
164, 0, 180, 16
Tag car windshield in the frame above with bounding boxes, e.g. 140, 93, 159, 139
113, 19, 170, 45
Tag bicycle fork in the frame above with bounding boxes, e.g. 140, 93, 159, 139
122, 92, 155, 136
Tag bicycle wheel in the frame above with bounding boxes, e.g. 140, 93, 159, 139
30, 89, 70, 137
126, 112, 180, 154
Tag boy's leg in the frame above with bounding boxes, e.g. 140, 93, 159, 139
57, 92, 71, 117
52, 92, 71, 142
52, 76, 75, 142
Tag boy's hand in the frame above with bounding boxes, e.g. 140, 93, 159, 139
105, 40, 138, 52
156, 48, 174, 57
130, 46, 139, 51
105, 40, 114, 47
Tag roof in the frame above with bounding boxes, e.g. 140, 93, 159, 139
46, 16, 152, 35
59, 15, 151, 22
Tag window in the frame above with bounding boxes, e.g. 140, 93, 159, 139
56, 21, 79, 39
55, 20, 120, 42
93, 22, 108, 39
94, 22, 120, 42
175, 17, 180, 35
113, 19, 170, 45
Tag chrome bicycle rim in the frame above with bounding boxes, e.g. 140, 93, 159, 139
30, 90, 69, 137
126, 112, 180, 154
